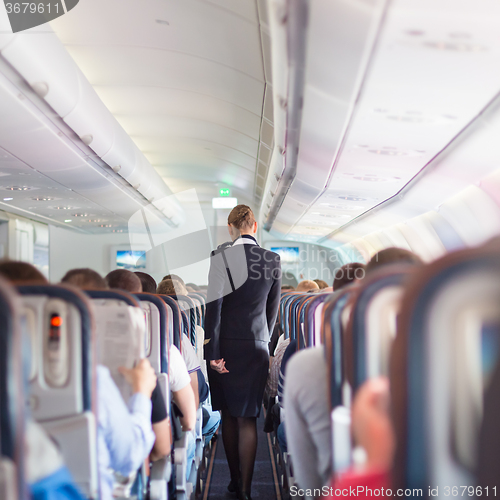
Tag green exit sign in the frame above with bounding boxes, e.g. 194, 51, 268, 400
219, 188, 231, 197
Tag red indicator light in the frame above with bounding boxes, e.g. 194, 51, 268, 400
51, 316, 63, 327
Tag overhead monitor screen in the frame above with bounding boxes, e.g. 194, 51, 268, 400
271, 247, 300, 265
116, 250, 146, 270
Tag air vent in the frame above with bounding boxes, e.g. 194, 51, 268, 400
1, 186, 34, 191
353, 175, 401, 182
311, 212, 350, 219
319, 203, 364, 211
386, 116, 427, 123
368, 149, 407, 156
338, 195, 367, 202
423, 41, 486, 52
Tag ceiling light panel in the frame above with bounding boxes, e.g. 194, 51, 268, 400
0, 146, 125, 231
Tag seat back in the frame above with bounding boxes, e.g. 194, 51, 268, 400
0, 279, 24, 500
85, 290, 145, 401
323, 287, 357, 474
347, 266, 414, 393
280, 292, 300, 339
392, 246, 500, 493
305, 294, 330, 347
134, 293, 170, 375
159, 296, 182, 350
188, 293, 206, 328
173, 295, 197, 346
477, 351, 500, 486
18, 284, 97, 498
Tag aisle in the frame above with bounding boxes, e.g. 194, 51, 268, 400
204, 411, 280, 500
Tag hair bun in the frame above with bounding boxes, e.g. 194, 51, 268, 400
228, 204, 256, 230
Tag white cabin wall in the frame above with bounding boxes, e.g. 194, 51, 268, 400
49, 225, 212, 286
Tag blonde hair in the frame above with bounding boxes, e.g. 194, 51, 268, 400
157, 278, 188, 295
227, 205, 256, 230
296, 280, 319, 292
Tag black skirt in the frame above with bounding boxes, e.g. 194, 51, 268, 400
208, 338, 269, 418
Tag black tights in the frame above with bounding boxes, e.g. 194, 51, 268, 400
221, 409, 258, 495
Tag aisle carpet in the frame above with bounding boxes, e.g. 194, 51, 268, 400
206, 412, 279, 500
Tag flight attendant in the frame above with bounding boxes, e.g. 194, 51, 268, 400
204, 205, 281, 500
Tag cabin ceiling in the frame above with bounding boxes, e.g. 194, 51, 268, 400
263, 0, 500, 248
1, 0, 500, 246
50, 0, 268, 206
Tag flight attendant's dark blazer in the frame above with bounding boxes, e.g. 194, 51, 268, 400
204, 235, 282, 361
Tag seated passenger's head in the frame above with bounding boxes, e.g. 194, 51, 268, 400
162, 274, 185, 285
227, 205, 257, 241
135, 271, 157, 294
314, 279, 329, 290
351, 377, 395, 470
365, 247, 422, 276
186, 282, 200, 292
105, 269, 142, 293
281, 284, 295, 292
157, 278, 188, 296
0, 260, 48, 284
296, 280, 319, 292
61, 268, 108, 290
333, 262, 366, 291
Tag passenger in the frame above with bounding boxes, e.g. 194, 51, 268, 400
105, 269, 142, 293
326, 378, 393, 498
0, 260, 47, 284
281, 284, 295, 291
285, 248, 421, 497
75, 270, 171, 466
59, 267, 164, 494
333, 263, 365, 291
26, 421, 86, 500
156, 277, 185, 295
134, 271, 157, 294
314, 279, 329, 290
158, 278, 221, 448
186, 282, 201, 292
266, 334, 291, 399
61, 268, 108, 289
0, 263, 88, 499
162, 273, 185, 284
296, 280, 320, 292
0, 262, 156, 500
98, 360, 156, 500
275, 339, 298, 452
284, 343, 332, 494
364, 248, 422, 275
168, 343, 197, 480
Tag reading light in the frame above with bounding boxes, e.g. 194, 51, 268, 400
3, 197, 13, 201
50, 316, 63, 327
